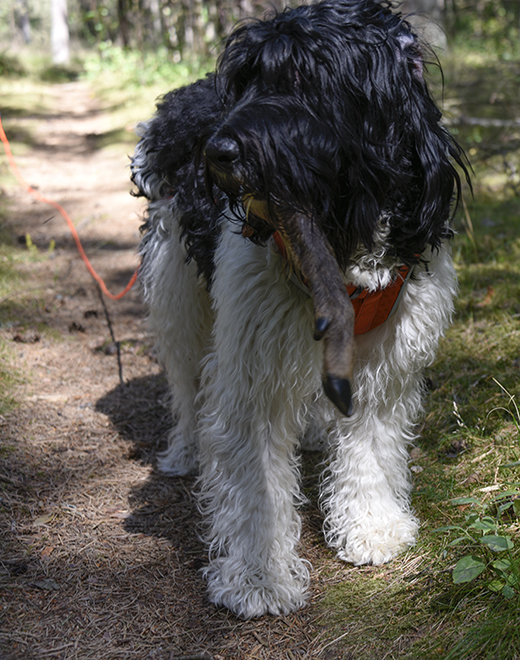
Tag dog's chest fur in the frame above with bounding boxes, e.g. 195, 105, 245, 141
342, 217, 405, 291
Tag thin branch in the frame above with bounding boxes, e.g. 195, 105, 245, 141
97, 285, 124, 386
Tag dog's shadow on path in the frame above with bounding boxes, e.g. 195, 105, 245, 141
95, 374, 205, 565
96, 373, 328, 564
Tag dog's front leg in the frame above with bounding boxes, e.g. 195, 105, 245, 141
196, 228, 321, 618
321, 245, 456, 566
321, 379, 421, 566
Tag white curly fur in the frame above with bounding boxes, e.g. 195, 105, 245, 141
138, 193, 456, 619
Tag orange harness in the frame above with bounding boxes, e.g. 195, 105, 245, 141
272, 231, 411, 336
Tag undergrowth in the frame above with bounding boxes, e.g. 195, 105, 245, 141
400, 193, 520, 659
82, 44, 214, 128
82, 43, 213, 91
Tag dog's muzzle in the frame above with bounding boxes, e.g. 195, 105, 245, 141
204, 136, 244, 194
205, 136, 240, 172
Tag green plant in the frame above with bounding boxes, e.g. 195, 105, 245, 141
445, 608, 520, 660
24, 232, 38, 256
435, 494, 520, 599
433, 382, 520, 600
0, 51, 25, 77
82, 44, 213, 92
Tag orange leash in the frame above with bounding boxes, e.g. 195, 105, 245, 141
0, 115, 138, 300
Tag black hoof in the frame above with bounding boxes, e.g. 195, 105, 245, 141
314, 317, 330, 341
322, 375, 354, 417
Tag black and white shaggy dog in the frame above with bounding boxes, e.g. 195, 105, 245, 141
131, 0, 469, 618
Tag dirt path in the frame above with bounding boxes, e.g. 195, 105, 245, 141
0, 82, 351, 660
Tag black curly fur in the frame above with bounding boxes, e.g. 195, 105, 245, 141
132, 0, 469, 282
133, 76, 225, 283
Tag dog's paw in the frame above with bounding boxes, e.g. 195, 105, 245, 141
203, 556, 309, 618
334, 514, 418, 566
157, 431, 198, 476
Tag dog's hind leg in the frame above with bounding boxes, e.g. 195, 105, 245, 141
140, 200, 212, 475
321, 245, 456, 566
197, 228, 322, 618
300, 394, 335, 451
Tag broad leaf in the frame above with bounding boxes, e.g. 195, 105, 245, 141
498, 501, 514, 515
452, 556, 486, 584
494, 490, 520, 500
487, 579, 505, 593
447, 536, 469, 547
480, 535, 514, 552
470, 518, 497, 532
492, 558, 511, 572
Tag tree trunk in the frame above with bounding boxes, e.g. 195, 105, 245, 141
16, 0, 32, 44
51, 0, 70, 64
117, 0, 130, 48
148, 0, 162, 47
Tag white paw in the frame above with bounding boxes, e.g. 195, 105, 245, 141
203, 556, 309, 618
334, 514, 418, 566
157, 429, 198, 476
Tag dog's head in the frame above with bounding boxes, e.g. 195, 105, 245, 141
204, 0, 469, 416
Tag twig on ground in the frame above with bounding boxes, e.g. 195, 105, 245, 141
97, 284, 124, 385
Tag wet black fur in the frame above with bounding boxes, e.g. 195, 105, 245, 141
133, 0, 469, 282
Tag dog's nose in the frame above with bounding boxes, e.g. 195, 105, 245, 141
204, 137, 240, 172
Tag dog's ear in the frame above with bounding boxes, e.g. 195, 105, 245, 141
373, 27, 470, 262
